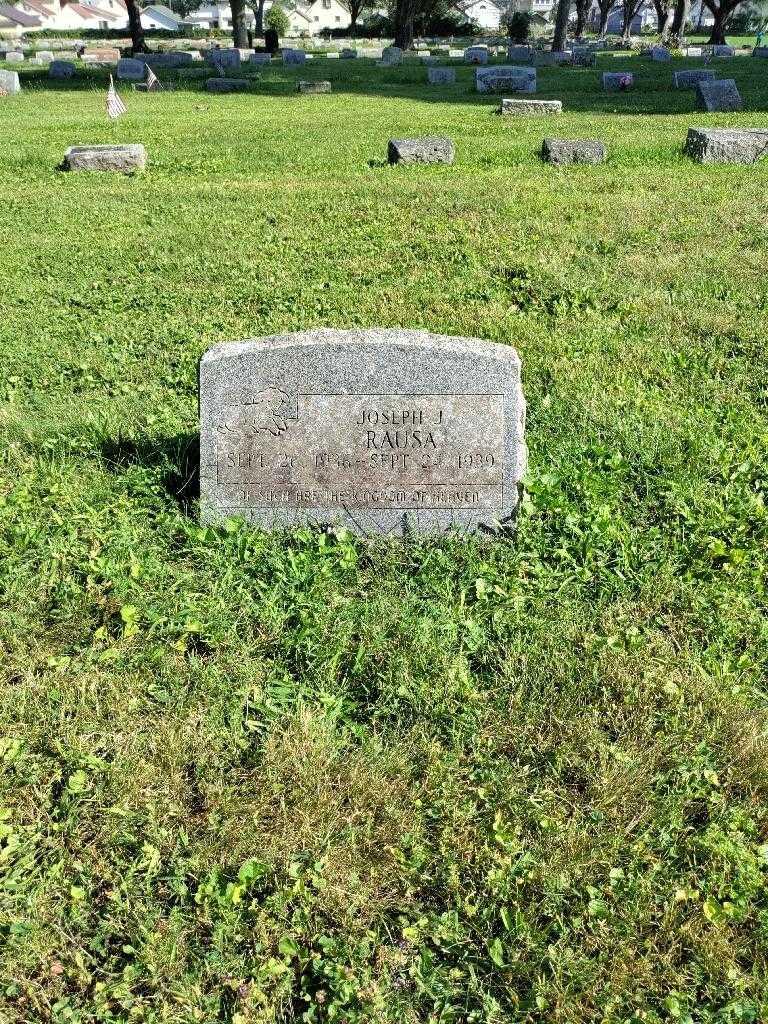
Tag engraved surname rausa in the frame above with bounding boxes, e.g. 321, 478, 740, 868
216, 393, 504, 510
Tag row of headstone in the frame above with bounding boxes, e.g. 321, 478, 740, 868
53, 124, 768, 178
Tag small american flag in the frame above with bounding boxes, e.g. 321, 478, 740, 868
106, 75, 126, 119
146, 65, 162, 91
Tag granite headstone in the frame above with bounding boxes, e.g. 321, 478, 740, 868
199, 329, 526, 535
696, 78, 742, 111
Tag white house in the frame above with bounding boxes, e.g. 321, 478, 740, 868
183, 2, 252, 30
291, 0, 350, 32
183, 0, 352, 35
456, 0, 504, 30
12, 0, 129, 30
141, 3, 182, 28
0, 2, 42, 35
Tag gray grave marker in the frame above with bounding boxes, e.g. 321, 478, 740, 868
49, 60, 75, 79
0, 69, 21, 93
696, 78, 742, 112
464, 45, 489, 64
428, 66, 456, 84
298, 79, 331, 93
282, 48, 307, 65
602, 71, 634, 91
388, 137, 455, 164
199, 329, 526, 536
673, 69, 715, 88
542, 138, 607, 164
206, 77, 250, 92
476, 65, 536, 93
117, 57, 146, 81
684, 127, 768, 163
61, 144, 147, 172
499, 98, 561, 115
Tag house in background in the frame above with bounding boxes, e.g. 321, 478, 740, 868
141, 3, 182, 28
294, 0, 351, 32
182, 1, 251, 30
456, 0, 504, 30
0, 2, 42, 35
11, 0, 129, 30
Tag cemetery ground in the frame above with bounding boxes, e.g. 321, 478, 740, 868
1, 51, 768, 1024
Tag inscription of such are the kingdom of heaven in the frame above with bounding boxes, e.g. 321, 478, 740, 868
215, 391, 505, 510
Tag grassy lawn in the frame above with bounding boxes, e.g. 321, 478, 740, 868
1, 54, 767, 1023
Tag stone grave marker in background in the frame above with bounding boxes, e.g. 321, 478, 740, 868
476, 66, 536, 93
199, 329, 526, 536
534, 50, 572, 66
49, 60, 75, 79
62, 144, 147, 172
428, 67, 456, 84
572, 47, 593, 66
209, 47, 241, 70
542, 138, 607, 164
206, 77, 250, 92
465, 45, 489, 64
696, 78, 742, 112
6, 51, 24, 63
0, 68, 21, 93
603, 71, 634, 91
685, 127, 768, 163
508, 44, 533, 62
388, 137, 455, 164
673, 69, 715, 88
298, 80, 331, 93
82, 47, 119, 63
381, 46, 402, 65
142, 51, 195, 68
118, 57, 146, 81
499, 98, 561, 115
283, 48, 307, 65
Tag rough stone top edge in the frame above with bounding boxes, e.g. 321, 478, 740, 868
65, 144, 146, 152
687, 126, 768, 135
201, 329, 522, 369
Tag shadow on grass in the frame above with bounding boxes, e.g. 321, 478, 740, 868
14, 56, 768, 115
101, 431, 199, 513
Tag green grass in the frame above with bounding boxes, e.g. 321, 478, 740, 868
1, 55, 767, 1024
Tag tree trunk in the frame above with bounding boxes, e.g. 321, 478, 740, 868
653, 0, 666, 31
671, 0, 689, 34
621, 3, 636, 38
125, 0, 147, 53
660, 4, 675, 38
574, 0, 588, 37
254, 0, 265, 35
706, 4, 729, 43
598, 2, 611, 34
231, 0, 249, 47
393, 0, 416, 49
552, 0, 570, 51
575, 5, 585, 36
